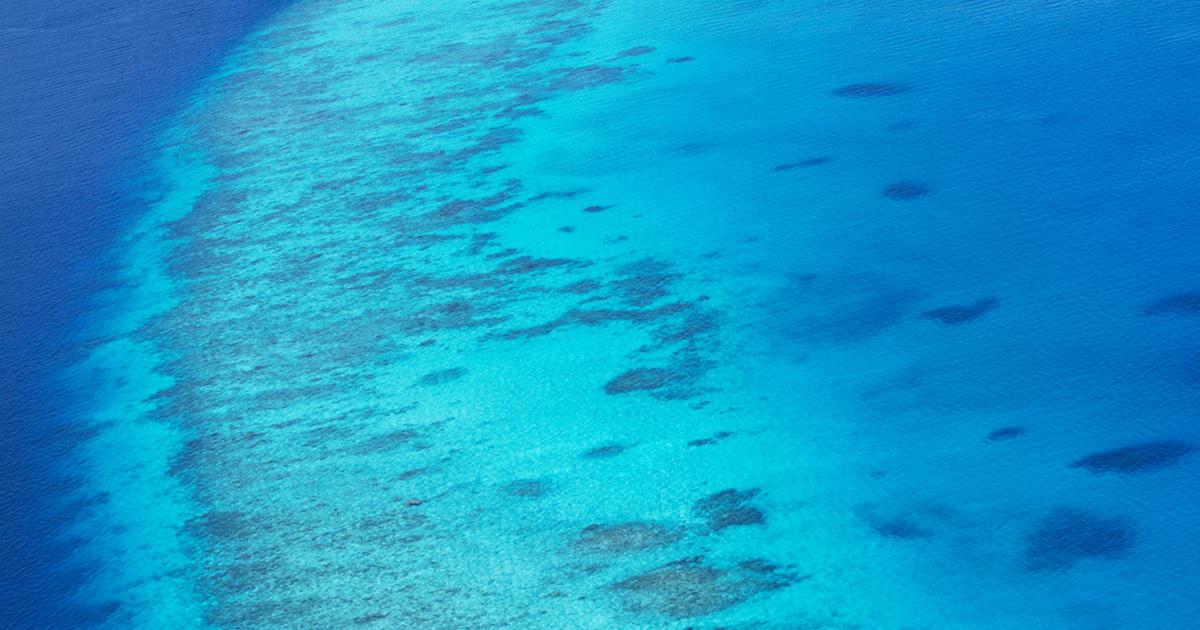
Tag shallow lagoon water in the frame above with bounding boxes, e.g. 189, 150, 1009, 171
46, 0, 1200, 627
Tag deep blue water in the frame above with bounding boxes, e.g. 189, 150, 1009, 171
0, 2, 288, 626
4, 1, 1200, 628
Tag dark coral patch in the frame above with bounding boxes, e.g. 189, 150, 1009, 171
351, 191, 411, 212
737, 559, 778, 574
185, 510, 254, 540
311, 176, 363, 191
833, 82, 910, 97
987, 426, 1025, 442
484, 248, 519, 260
921, 297, 999, 325
494, 255, 581, 275
572, 522, 684, 554
1024, 507, 1135, 571
497, 106, 545, 120
396, 467, 429, 481
552, 65, 624, 91
410, 271, 498, 290
444, 130, 524, 168
530, 188, 588, 202
601, 362, 710, 399
351, 612, 388, 625
608, 556, 797, 620
583, 443, 627, 459
1142, 291, 1200, 316
1070, 440, 1194, 474
613, 258, 678, 306
403, 300, 507, 333
772, 157, 830, 171
525, 16, 589, 45
666, 56, 694, 64
713, 508, 765, 531
687, 437, 716, 447
582, 204, 612, 213
606, 354, 714, 401
416, 367, 467, 386
560, 279, 602, 295
882, 181, 932, 200
353, 429, 419, 454
603, 367, 672, 395
654, 311, 717, 344
609, 557, 728, 619
617, 46, 656, 57
693, 488, 765, 531
502, 303, 690, 339
504, 479, 547, 498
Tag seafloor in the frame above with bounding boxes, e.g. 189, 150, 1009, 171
63, 0, 1200, 628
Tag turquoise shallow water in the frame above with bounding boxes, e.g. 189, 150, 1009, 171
62, 0, 1200, 627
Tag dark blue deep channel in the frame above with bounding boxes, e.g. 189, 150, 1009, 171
0, 3, 287, 626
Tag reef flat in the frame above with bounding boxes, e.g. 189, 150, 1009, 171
65, 0, 1200, 628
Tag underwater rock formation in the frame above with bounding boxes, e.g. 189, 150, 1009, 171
352, 429, 419, 454
603, 367, 673, 395
582, 443, 627, 459
854, 504, 935, 540
986, 426, 1025, 442
552, 65, 625, 91
692, 488, 765, 532
1070, 440, 1194, 474
772, 157, 830, 171
613, 258, 678, 306
1024, 507, 1135, 571
882, 181, 932, 201
571, 522, 684, 554
687, 431, 732, 448
416, 367, 467, 386
921, 297, 999, 325
1142, 291, 1200, 316
607, 556, 798, 620
870, 516, 933, 540
503, 479, 547, 498
617, 46, 656, 57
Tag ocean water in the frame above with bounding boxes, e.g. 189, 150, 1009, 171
6, 0, 1200, 628
1, 1, 288, 626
